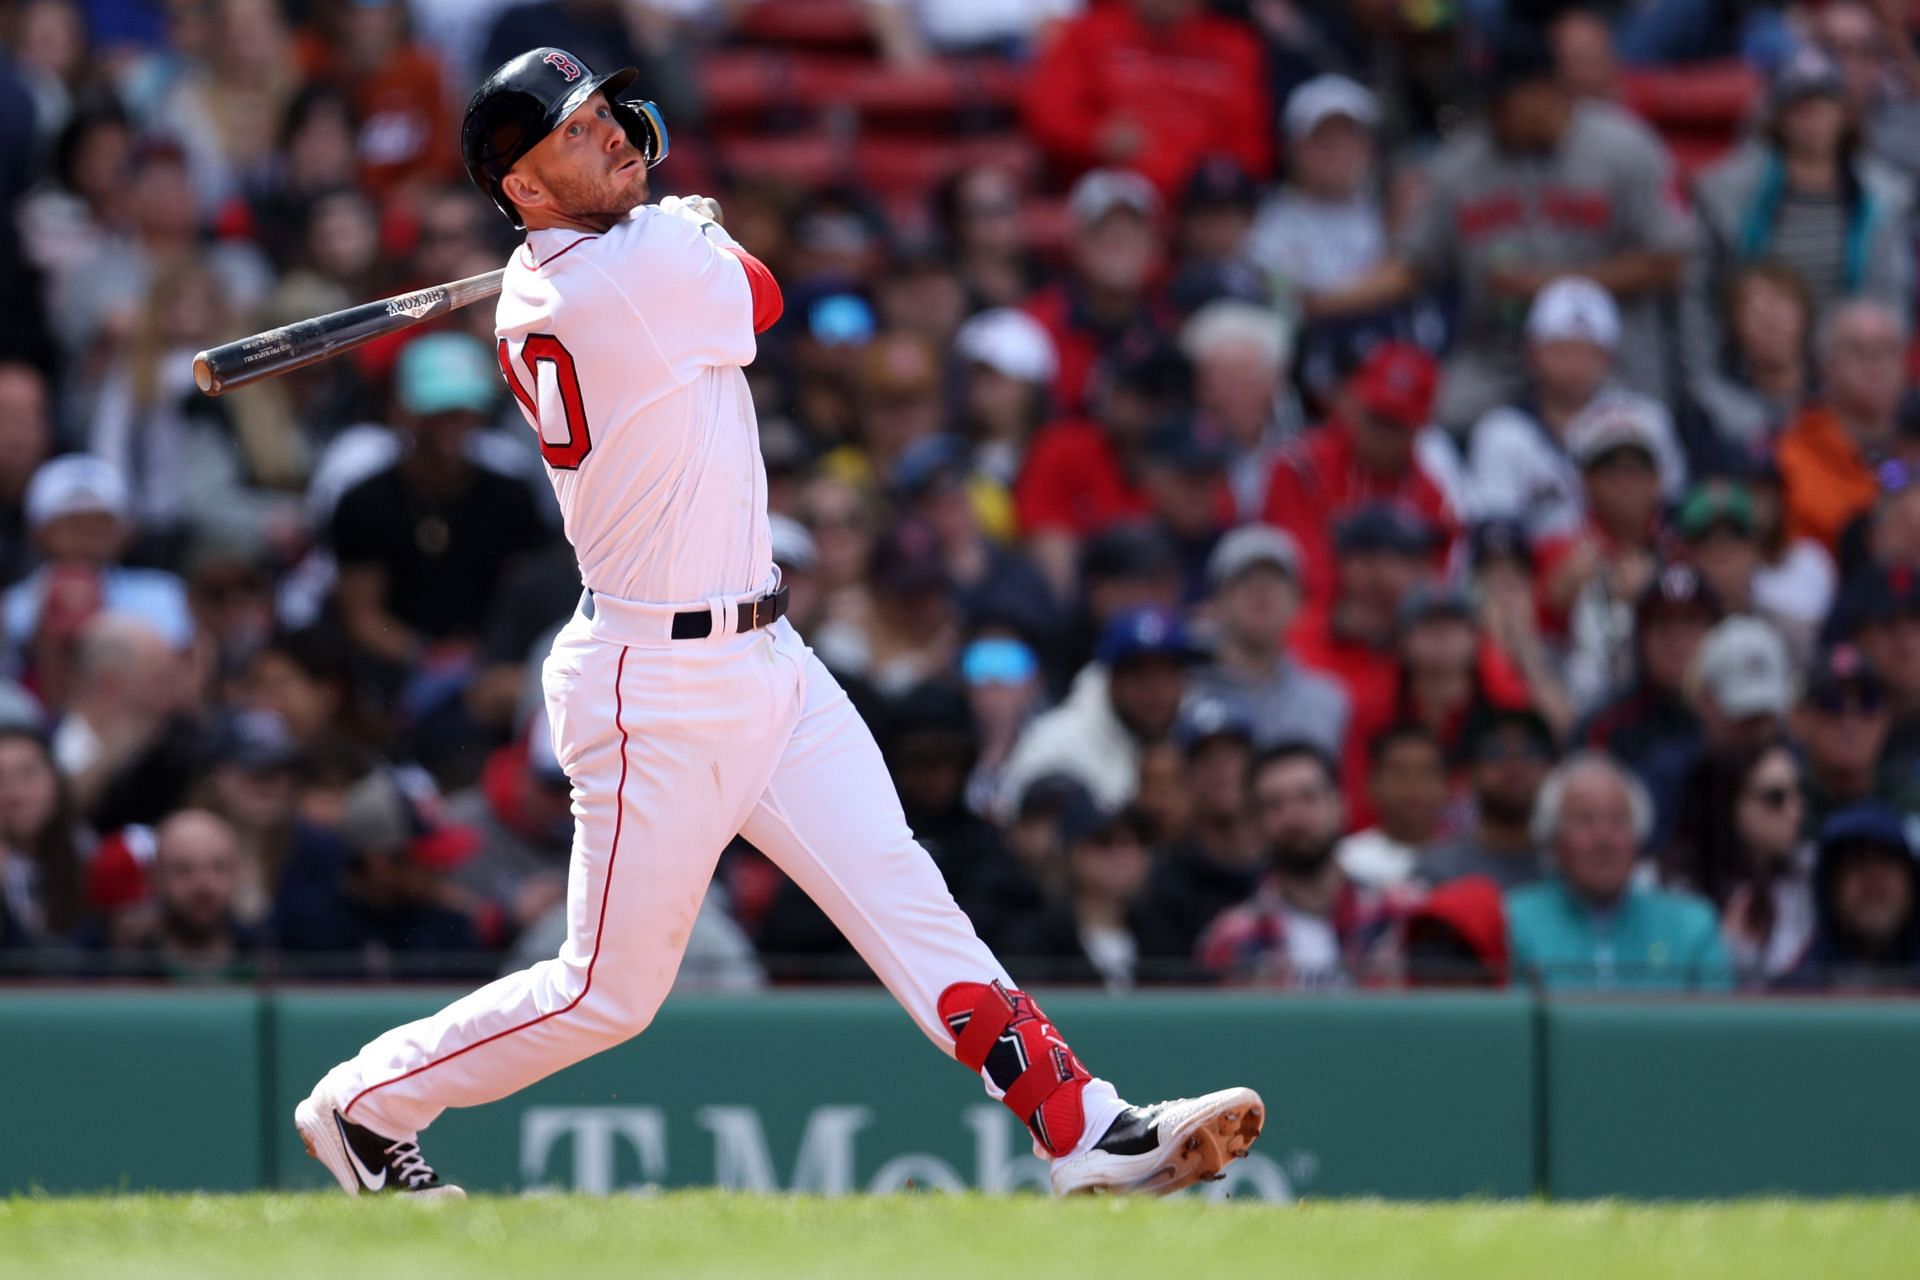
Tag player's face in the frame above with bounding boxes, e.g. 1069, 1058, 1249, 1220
520, 93, 649, 226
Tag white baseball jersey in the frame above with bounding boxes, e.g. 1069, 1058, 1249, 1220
494, 207, 773, 605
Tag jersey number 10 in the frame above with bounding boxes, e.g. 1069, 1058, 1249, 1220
498, 334, 593, 470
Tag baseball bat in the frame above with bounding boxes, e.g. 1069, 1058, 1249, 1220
192, 269, 505, 397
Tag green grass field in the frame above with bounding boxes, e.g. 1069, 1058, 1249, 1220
5, 1194, 1918, 1280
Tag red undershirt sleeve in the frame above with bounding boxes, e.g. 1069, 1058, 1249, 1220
721, 247, 784, 334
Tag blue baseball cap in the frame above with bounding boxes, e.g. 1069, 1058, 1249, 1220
1176, 698, 1254, 753
396, 333, 497, 417
807, 293, 876, 347
1818, 804, 1913, 857
1096, 606, 1202, 668
962, 637, 1038, 687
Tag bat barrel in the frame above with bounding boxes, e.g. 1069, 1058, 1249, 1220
193, 269, 505, 397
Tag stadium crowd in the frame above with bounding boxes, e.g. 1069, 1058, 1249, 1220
1, 0, 1919, 993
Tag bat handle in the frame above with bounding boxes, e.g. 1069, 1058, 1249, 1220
193, 352, 217, 396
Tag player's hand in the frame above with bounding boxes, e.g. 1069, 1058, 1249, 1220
658, 194, 724, 232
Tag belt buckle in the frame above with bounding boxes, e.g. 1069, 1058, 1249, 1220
748, 595, 762, 631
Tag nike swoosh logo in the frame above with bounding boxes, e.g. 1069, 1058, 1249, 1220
334, 1112, 386, 1191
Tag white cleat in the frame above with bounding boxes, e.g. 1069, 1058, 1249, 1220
1050, 1086, 1265, 1196
294, 1076, 466, 1200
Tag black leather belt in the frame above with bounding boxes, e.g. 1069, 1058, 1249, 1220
671, 586, 789, 640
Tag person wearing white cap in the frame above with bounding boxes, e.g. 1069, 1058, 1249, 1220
1245, 75, 1386, 299
953, 308, 1058, 486
3, 455, 194, 653
1466, 276, 1686, 541
1025, 168, 1164, 415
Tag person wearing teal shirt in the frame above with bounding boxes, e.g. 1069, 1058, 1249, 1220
1508, 752, 1733, 991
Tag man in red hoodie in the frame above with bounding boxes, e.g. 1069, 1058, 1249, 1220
1262, 342, 1461, 613
1024, 0, 1272, 196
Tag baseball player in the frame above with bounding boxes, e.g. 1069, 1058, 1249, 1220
295, 47, 1263, 1199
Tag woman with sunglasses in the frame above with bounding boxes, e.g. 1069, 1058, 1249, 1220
1663, 738, 1816, 983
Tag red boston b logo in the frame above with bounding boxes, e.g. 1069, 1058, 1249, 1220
543, 51, 584, 82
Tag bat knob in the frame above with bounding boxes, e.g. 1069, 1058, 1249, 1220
193, 352, 217, 396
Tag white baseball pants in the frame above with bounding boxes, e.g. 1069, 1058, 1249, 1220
332, 590, 1115, 1145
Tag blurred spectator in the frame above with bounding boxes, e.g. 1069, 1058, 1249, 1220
1261, 342, 1457, 612
1685, 259, 1816, 454
810, 519, 959, 697
1246, 74, 1382, 301
1135, 418, 1234, 598
1664, 738, 1815, 984
1134, 699, 1257, 962
1810, 0, 1920, 183
1788, 801, 1920, 989
15, 92, 131, 333
1840, 565, 1920, 779
960, 635, 1045, 818
935, 165, 1041, 311
1689, 616, 1795, 762
1310, 33, 1691, 427
328, 334, 545, 670
1023, 0, 1270, 197
1001, 605, 1196, 812
248, 84, 361, 268
1197, 741, 1396, 987
9, 0, 85, 144
891, 436, 1053, 639
1795, 644, 1895, 828
52, 613, 197, 824
1777, 297, 1907, 551
1422, 707, 1556, 890
1336, 723, 1447, 890
88, 809, 264, 980
190, 708, 315, 926
1049, 523, 1183, 680
951, 307, 1057, 487
443, 710, 573, 951
1547, 400, 1673, 710
244, 626, 387, 757
830, 329, 947, 483
1188, 525, 1348, 758
1174, 155, 1260, 277
6, 455, 194, 655
1014, 340, 1187, 600
1402, 875, 1510, 987
1746, 456, 1838, 649
1582, 565, 1718, 806
294, 0, 457, 198
0, 363, 54, 588
799, 474, 879, 652
155, 0, 298, 214
0, 726, 85, 943
1467, 277, 1686, 540
273, 767, 482, 977
90, 259, 303, 552
872, 240, 969, 358
1507, 753, 1731, 990
1180, 300, 1299, 518
1686, 50, 1911, 398
1023, 169, 1166, 418
1008, 800, 1154, 989
1673, 480, 1763, 621
1549, 7, 1620, 105
1395, 582, 1561, 767
1292, 504, 1435, 800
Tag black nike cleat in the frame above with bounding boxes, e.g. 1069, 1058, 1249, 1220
294, 1077, 465, 1199
1050, 1087, 1264, 1195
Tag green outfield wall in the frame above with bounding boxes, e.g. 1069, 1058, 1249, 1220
4, 990, 1917, 1199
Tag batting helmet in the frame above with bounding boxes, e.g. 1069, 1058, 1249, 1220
461, 47, 670, 229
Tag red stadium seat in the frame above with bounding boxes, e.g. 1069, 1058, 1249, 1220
853, 134, 1040, 197
700, 50, 794, 120
715, 133, 848, 188
737, 0, 873, 51
1617, 62, 1761, 131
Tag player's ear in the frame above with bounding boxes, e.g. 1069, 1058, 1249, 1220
501, 167, 546, 214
